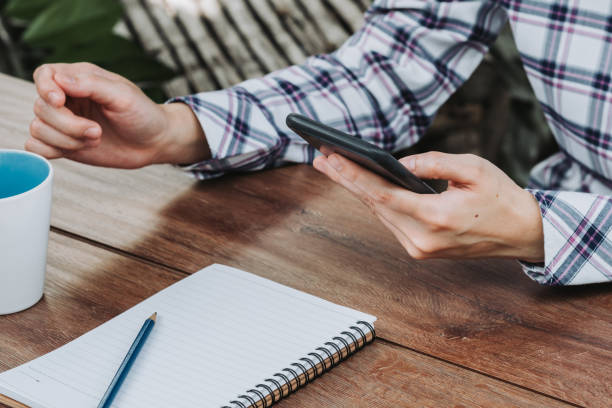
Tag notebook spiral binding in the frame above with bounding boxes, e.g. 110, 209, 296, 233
222, 320, 375, 408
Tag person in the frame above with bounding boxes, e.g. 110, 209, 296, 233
26, 0, 611, 285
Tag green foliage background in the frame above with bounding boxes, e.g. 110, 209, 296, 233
0, 0, 175, 102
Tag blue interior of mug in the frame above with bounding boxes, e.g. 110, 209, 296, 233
0, 151, 50, 199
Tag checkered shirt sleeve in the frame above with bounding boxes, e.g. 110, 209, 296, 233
171, 0, 506, 176
504, 1, 612, 284
521, 189, 612, 285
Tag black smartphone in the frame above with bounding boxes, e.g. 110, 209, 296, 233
286, 114, 438, 194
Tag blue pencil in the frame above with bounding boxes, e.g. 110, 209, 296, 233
97, 312, 157, 408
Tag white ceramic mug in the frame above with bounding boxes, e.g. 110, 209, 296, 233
0, 149, 53, 315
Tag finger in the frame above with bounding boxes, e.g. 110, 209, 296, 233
54, 71, 135, 111
34, 62, 131, 108
30, 118, 95, 151
61, 62, 132, 84
33, 64, 65, 108
33, 97, 101, 140
376, 213, 425, 259
24, 136, 64, 160
314, 154, 430, 216
400, 152, 485, 185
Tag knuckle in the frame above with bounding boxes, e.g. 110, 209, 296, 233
371, 189, 393, 205
426, 151, 444, 164
430, 161, 444, 178
67, 120, 88, 137
412, 234, 440, 255
427, 151, 444, 161
78, 123, 94, 137
73, 73, 88, 86
33, 98, 45, 115
473, 157, 486, 172
29, 119, 41, 136
425, 152, 444, 177
464, 154, 486, 176
33, 64, 49, 80
341, 166, 358, 183
325, 167, 342, 184
65, 138, 83, 150
408, 248, 428, 260
75, 61, 96, 70
361, 195, 378, 214
24, 137, 37, 152
426, 210, 453, 230
114, 84, 136, 109
69, 71, 89, 89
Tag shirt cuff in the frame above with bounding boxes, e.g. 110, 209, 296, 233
518, 189, 612, 285
167, 89, 284, 180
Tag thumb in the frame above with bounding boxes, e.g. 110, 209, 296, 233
54, 72, 133, 111
401, 152, 483, 185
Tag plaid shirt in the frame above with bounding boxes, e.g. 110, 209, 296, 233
174, 0, 612, 285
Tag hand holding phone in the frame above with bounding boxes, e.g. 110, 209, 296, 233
286, 114, 438, 194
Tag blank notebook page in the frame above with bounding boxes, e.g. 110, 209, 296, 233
0, 264, 376, 408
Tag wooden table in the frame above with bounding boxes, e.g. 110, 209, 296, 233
0, 72, 610, 407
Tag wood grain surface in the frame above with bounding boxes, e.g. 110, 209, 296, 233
0, 73, 610, 407
0, 233, 572, 408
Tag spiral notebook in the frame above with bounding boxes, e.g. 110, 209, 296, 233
0, 264, 376, 408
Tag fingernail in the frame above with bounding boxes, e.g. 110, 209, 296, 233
48, 91, 61, 104
84, 127, 99, 138
408, 158, 416, 171
55, 73, 75, 84
328, 155, 342, 171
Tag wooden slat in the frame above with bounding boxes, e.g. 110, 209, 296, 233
163, 74, 192, 97
353, 0, 372, 13
220, 0, 288, 72
174, 7, 242, 88
144, 0, 185, 48
171, 13, 224, 89
246, 0, 308, 64
143, 0, 199, 92
324, 0, 366, 33
118, 0, 364, 95
295, 0, 349, 49
121, 0, 195, 95
197, 2, 266, 80
268, 0, 328, 56
1, 74, 610, 407
0, 232, 572, 408
122, 0, 166, 52
175, 42, 217, 89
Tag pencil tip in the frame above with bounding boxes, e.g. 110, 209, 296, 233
150, 312, 157, 322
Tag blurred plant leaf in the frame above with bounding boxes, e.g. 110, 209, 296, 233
46, 35, 175, 83
45, 35, 141, 62
104, 56, 175, 83
3, 0, 174, 99
23, 0, 122, 46
4, 0, 50, 21
143, 86, 167, 103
